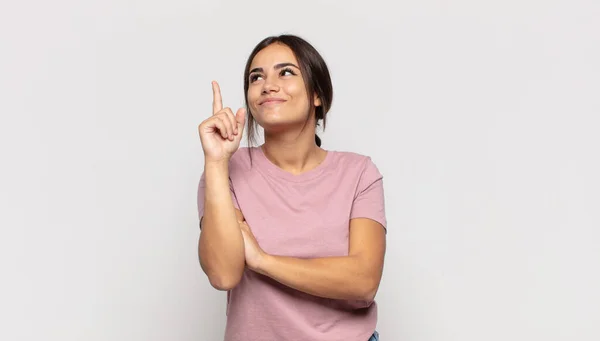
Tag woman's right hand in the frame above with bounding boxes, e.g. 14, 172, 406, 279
198, 81, 246, 163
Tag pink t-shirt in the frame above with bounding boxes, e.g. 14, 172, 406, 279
197, 146, 386, 341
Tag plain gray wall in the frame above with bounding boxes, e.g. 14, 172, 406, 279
1, 0, 599, 340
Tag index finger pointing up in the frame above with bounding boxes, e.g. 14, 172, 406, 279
212, 81, 223, 114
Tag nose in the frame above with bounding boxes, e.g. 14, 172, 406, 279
261, 79, 280, 94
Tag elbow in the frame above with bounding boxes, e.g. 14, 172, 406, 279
198, 236, 245, 291
359, 289, 376, 302
358, 278, 380, 302
209, 273, 242, 291
199, 255, 244, 291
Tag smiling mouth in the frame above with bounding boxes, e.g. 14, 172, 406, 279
260, 99, 286, 106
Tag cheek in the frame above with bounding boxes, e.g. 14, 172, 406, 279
286, 82, 304, 96
286, 84, 309, 106
247, 88, 260, 108
247, 86, 258, 99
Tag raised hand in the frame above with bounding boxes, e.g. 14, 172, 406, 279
198, 81, 246, 163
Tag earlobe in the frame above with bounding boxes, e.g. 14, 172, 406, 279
314, 96, 322, 107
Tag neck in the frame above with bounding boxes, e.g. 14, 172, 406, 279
262, 127, 326, 175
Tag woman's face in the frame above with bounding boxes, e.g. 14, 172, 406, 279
247, 43, 320, 132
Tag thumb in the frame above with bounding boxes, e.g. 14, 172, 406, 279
235, 107, 246, 132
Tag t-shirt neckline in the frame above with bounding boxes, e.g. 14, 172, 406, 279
253, 145, 333, 183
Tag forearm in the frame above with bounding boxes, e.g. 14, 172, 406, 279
199, 161, 245, 290
256, 254, 379, 301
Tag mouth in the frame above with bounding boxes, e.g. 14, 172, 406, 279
259, 98, 287, 106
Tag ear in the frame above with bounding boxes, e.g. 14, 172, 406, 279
313, 94, 322, 107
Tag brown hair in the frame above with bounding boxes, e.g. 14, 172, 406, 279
243, 34, 333, 148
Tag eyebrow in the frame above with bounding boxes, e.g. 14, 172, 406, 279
249, 62, 300, 74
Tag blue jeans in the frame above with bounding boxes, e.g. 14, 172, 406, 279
368, 331, 379, 340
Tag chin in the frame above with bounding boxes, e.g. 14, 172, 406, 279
253, 107, 309, 129
256, 119, 289, 133
256, 116, 306, 134
254, 110, 286, 124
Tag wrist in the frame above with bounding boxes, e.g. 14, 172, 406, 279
254, 252, 273, 275
204, 159, 229, 171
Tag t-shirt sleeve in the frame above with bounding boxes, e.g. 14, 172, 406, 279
196, 171, 240, 229
350, 157, 387, 231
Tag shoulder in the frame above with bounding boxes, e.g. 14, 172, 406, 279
227, 146, 255, 176
328, 150, 382, 177
229, 146, 252, 165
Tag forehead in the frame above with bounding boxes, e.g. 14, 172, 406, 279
250, 43, 299, 69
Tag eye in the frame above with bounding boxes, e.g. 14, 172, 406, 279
249, 73, 263, 83
280, 67, 296, 76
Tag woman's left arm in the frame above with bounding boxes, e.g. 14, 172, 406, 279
240, 217, 386, 302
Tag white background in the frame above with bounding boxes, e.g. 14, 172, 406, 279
1, 0, 599, 340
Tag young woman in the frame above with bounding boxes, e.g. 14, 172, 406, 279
197, 34, 386, 341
